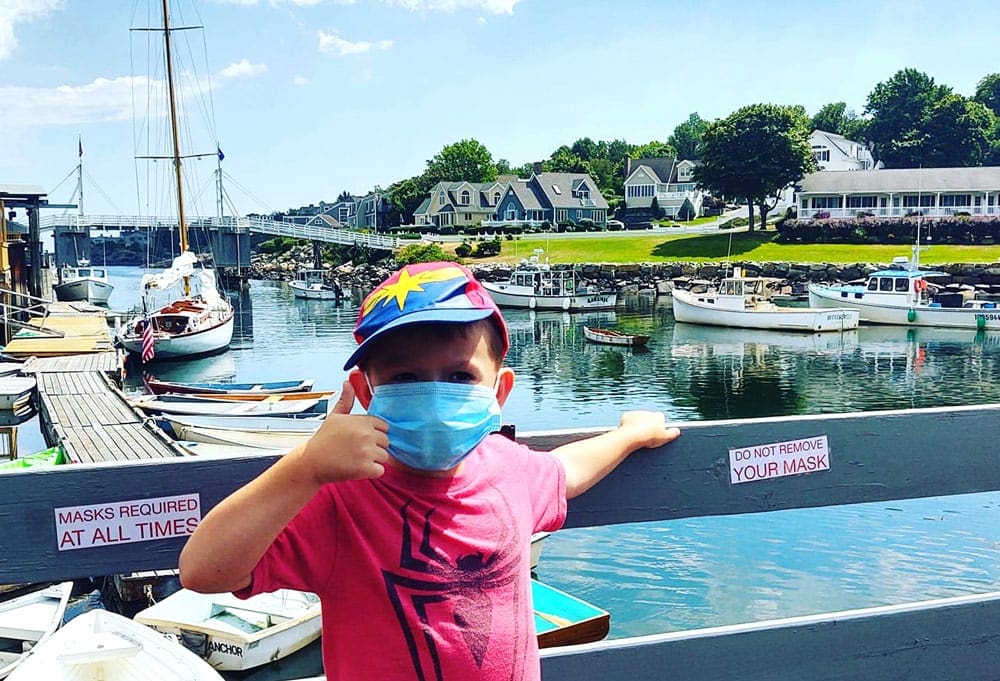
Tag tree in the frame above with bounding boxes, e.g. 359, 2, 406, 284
630, 140, 676, 159
974, 73, 1000, 117
547, 145, 590, 173
336, 190, 353, 202
424, 139, 498, 184
864, 68, 951, 167
917, 95, 996, 167
694, 103, 816, 231
668, 113, 707, 160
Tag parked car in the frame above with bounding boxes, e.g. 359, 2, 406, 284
606, 219, 625, 231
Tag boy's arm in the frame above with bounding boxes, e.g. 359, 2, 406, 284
178, 381, 389, 594
551, 411, 679, 499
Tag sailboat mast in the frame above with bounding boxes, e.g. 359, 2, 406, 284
161, 0, 190, 274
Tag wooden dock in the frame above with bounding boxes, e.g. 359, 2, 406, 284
6, 301, 185, 464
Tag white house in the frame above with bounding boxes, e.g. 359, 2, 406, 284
797, 166, 1000, 220
809, 130, 875, 171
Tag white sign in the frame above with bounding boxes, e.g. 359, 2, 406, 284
729, 436, 830, 484
54, 493, 201, 551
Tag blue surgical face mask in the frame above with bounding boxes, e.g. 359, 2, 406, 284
366, 381, 502, 471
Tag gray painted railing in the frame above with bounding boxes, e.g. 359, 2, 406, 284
1, 404, 998, 680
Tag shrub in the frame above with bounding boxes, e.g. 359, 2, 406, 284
395, 243, 449, 265
454, 242, 473, 257
473, 239, 501, 257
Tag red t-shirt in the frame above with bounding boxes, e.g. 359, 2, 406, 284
239, 434, 567, 680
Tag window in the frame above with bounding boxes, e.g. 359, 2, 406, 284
627, 184, 655, 198
438, 191, 446, 205
879, 278, 894, 292
867, 278, 879, 291
506, 208, 516, 221
812, 148, 830, 162
551, 185, 562, 195
895, 278, 909, 292
556, 209, 568, 222
940, 194, 971, 207
461, 190, 470, 205
576, 188, 589, 199
812, 196, 843, 209
464, 213, 472, 221
846, 195, 877, 208
493, 192, 501, 204
903, 195, 935, 208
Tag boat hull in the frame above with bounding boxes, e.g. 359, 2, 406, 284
131, 394, 329, 417
672, 290, 859, 332
53, 278, 113, 305
0, 581, 73, 678
809, 283, 1000, 330
289, 281, 339, 300
7, 609, 223, 680
161, 415, 321, 449
482, 282, 616, 311
583, 327, 649, 346
0, 377, 36, 411
145, 379, 315, 396
120, 314, 234, 360
135, 589, 321, 671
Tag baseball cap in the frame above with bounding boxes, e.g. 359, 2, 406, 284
343, 261, 509, 370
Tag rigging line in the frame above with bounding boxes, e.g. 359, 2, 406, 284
48, 166, 78, 197
221, 171, 274, 212
83, 170, 126, 214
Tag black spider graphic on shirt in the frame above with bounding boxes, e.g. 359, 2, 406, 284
381, 498, 524, 681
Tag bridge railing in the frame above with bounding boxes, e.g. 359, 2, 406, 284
38, 214, 399, 250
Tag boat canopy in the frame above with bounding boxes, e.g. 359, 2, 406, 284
140, 251, 223, 306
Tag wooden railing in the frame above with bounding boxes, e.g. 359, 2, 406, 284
1, 404, 998, 679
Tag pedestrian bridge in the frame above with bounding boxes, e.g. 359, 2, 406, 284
38, 213, 399, 251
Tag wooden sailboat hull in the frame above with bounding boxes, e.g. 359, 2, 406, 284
120, 313, 234, 359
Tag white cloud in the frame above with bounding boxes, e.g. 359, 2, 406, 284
291, 75, 309, 85
317, 30, 392, 56
0, 75, 148, 127
0, 0, 63, 59
219, 59, 268, 78
381, 0, 521, 14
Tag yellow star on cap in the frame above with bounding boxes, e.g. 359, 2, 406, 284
362, 265, 466, 316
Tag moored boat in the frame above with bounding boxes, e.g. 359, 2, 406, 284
583, 326, 650, 347
808, 255, 1000, 330
144, 377, 315, 396
289, 269, 341, 301
7, 608, 223, 680
0, 581, 73, 679
159, 414, 322, 449
532, 578, 610, 648
129, 392, 333, 417
52, 262, 113, 306
134, 588, 321, 671
0, 377, 36, 412
673, 268, 859, 332
482, 252, 616, 311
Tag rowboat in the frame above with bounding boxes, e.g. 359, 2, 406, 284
7, 609, 223, 680
0, 363, 24, 379
159, 414, 322, 449
583, 326, 650, 347
130, 393, 332, 417
0, 377, 36, 412
144, 377, 316, 396
530, 531, 550, 571
135, 588, 321, 671
0, 581, 73, 679
672, 268, 859, 332
532, 579, 610, 648
175, 440, 291, 458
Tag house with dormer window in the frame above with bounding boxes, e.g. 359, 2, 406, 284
623, 156, 709, 219
489, 172, 608, 228
412, 179, 511, 229
809, 130, 875, 171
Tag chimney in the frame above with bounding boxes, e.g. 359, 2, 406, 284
533, 161, 543, 176
625, 156, 632, 178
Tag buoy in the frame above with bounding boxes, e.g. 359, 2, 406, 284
528, 297, 536, 310
907, 308, 916, 323
977, 315, 986, 330
561, 298, 571, 311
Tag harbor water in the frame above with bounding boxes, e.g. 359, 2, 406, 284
19, 266, 1000, 678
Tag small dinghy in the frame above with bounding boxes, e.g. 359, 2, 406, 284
583, 326, 650, 347
144, 378, 316, 396
7, 608, 224, 680
135, 589, 321, 671
0, 581, 73, 679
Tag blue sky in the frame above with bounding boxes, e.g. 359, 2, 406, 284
2, 0, 998, 218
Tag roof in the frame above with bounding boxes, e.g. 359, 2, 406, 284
507, 180, 544, 210
628, 157, 677, 183
798, 167, 1000, 194
532, 172, 609, 210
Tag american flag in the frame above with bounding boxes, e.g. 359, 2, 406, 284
141, 315, 155, 363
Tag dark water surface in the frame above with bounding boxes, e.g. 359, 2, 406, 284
28, 267, 1000, 677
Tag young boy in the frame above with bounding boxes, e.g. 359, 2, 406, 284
179, 261, 680, 681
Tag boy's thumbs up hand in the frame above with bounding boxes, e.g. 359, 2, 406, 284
302, 379, 390, 483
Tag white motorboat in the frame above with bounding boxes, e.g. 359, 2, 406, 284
290, 269, 341, 300
672, 268, 859, 332
161, 414, 322, 449
808, 255, 1000, 330
0, 581, 73, 679
135, 588, 321, 671
52, 262, 114, 305
482, 251, 616, 311
7, 608, 223, 681
0, 377, 36, 412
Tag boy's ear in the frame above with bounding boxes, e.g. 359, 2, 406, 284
495, 367, 515, 407
348, 368, 372, 410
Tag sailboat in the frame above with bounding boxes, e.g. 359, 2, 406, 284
117, 0, 234, 361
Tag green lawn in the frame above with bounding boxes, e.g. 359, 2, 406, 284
479, 231, 1000, 265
